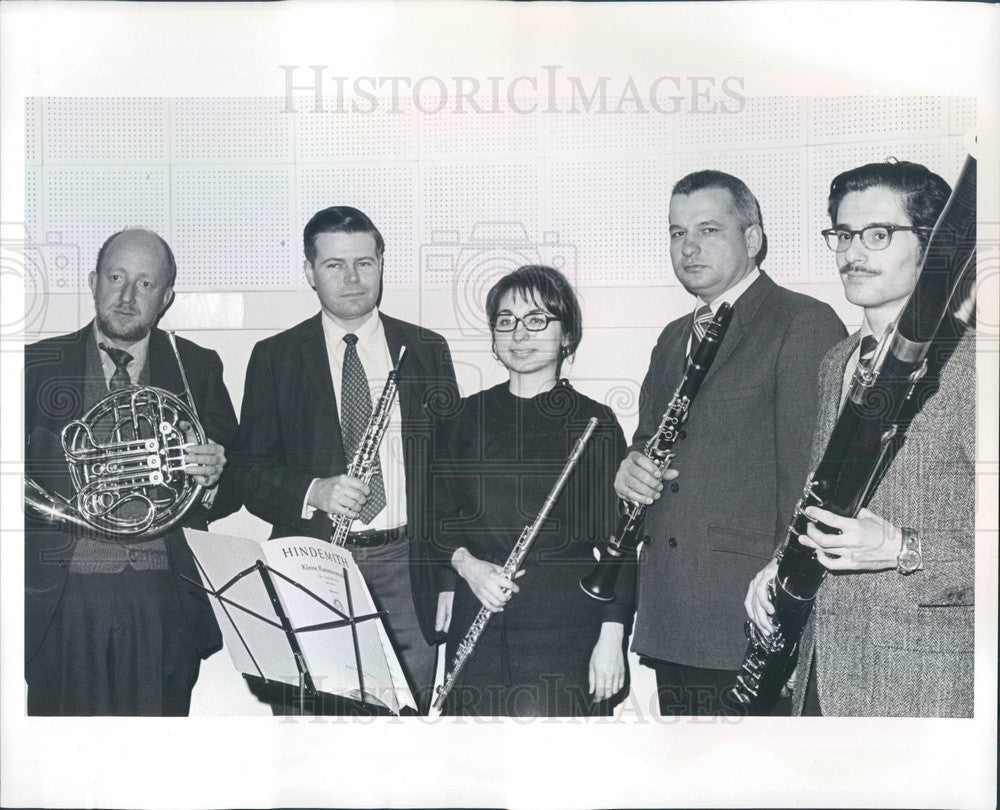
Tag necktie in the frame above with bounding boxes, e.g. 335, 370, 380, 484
341, 334, 386, 524
689, 304, 714, 357
859, 334, 878, 366
99, 342, 134, 390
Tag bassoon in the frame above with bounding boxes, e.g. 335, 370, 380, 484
727, 155, 977, 714
579, 302, 733, 601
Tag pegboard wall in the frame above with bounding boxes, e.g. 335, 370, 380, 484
25, 95, 973, 293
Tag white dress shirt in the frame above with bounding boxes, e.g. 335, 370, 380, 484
686, 268, 760, 356
94, 323, 149, 386
303, 309, 407, 530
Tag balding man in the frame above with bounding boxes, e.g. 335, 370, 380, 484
24, 229, 239, 715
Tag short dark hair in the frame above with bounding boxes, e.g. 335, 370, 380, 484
827, 160, 952, 253
485, 265, 582, 377
95, 229, 177, 287
303, 206, 385, 265
672, 170, 768, 265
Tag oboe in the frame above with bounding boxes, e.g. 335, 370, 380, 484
579, 302, 733, 602
330, 346, 407, 546
432, 416, 599, 712
727, 155, 977, 714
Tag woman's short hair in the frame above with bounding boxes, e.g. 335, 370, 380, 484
485, 265, 583, 371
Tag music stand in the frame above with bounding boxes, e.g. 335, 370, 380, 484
184, 529, 416, 715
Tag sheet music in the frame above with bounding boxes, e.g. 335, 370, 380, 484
185, 529, 416, 714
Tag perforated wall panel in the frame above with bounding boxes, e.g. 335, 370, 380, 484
675, 97, 806, 151
296, 164, 419, 284
545, 97, 673, 157
172, 98, 293, 163
808, 96, 948, 145
171, 167, 297, 290
950, 97, 976, 136
25, 98, 42, 166
42, 167, 171, 289
548, 158, 673, 286
24, 95, 973, 297
295, 96, 419, 162
420, 97, 541, 158
44, 98, 168, 164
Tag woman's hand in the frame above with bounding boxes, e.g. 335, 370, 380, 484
589, 622, 625, 702
451, 547, 520, 613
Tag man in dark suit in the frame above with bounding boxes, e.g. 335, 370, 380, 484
24, 228, 239, 716
746, 160, 974, 716
616, 170, 846, 716
234, 206, 457, 714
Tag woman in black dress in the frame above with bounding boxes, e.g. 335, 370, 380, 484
432, 265, 633, 717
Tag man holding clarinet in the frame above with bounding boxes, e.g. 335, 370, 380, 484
615, 170, 845, 717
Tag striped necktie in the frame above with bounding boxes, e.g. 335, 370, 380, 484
341, 333, 386, 524
99, 342, 133, 390
690, 304, 714, 357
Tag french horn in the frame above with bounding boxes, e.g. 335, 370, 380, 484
25, 332, 207, 541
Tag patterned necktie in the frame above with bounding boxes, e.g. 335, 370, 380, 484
859, 334, 878, 366
689, 304, 714, 357
99, 342, 133, 390
341, 334, 386, 524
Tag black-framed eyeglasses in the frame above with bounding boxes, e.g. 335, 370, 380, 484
821, 225, 930, 252
493, 313, 561, 332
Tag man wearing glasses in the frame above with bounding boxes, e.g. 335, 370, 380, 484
745, 160, 975, 716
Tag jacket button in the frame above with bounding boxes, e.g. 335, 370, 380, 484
668, 537, 677, 548
670, 482, 680, 493
642, 534, 651, 545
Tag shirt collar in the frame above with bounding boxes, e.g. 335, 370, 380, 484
320, 308, 381, 352
92, 321, 150, 371
698, 268, 760, 314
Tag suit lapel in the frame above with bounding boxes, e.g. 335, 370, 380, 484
379, 313, 417, 426
54, 324, 95, 422
299, 313, 344, 456
824, 334, 860, 437
147, 329, 184, 395
701, 272, 774, 386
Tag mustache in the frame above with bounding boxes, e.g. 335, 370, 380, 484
840, 262, 878, 275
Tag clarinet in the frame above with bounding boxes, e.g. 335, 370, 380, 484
330, 347, 407, 546
432, 416, 599, 712
727, 155, 977, 714
579, 302, 734, 602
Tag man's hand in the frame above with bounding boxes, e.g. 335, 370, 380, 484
452, 547, 521, 613
745, 558, 779, 635
799, 506, 900, 572
435, 590, 454, 633
614, 450, 678, 505
180, 422, 226, 488
589, 622, 625, 703
307, 475, 371, 520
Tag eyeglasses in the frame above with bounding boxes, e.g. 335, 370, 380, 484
821, 225, 930, 252
493, 313, 561, 332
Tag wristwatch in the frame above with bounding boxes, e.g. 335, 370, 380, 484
896, 526, 923, 575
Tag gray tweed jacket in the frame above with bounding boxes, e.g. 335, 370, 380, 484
794, 330, 975, 717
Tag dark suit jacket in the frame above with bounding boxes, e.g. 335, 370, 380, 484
631, 272, 846, 670
232, 311, 458, 644
24, 323, 240, 664
794, 331, 975, 716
